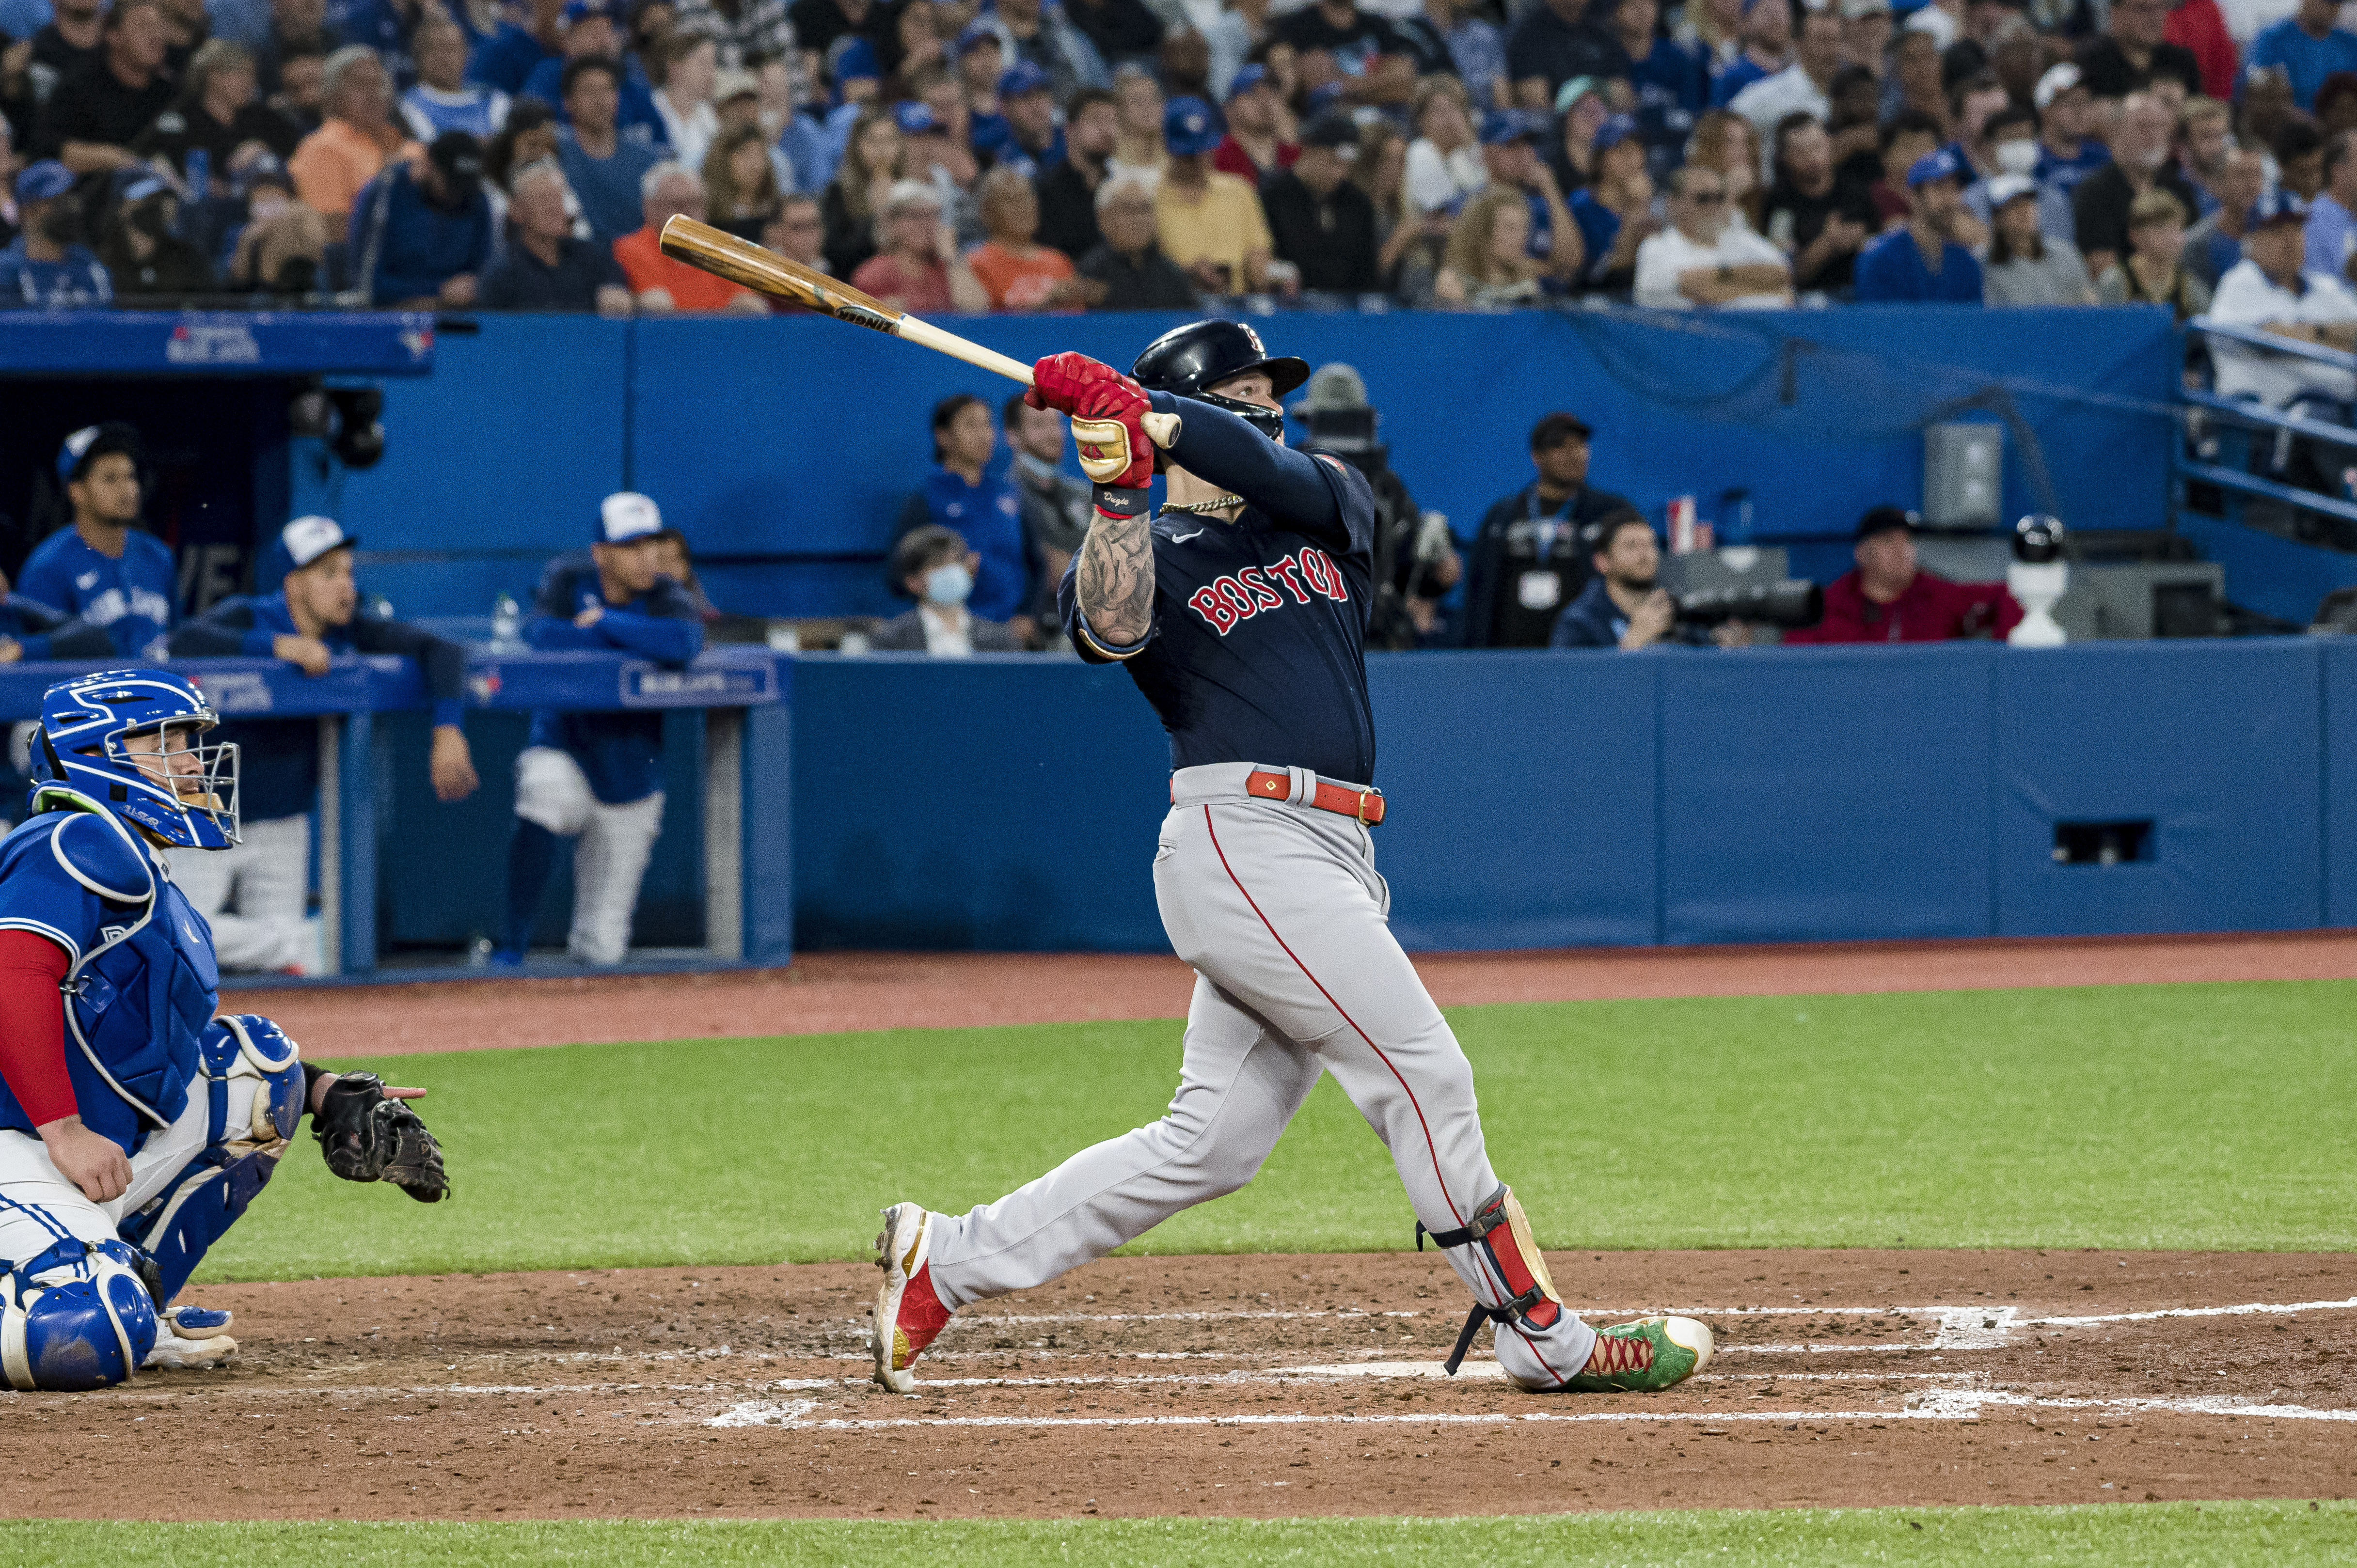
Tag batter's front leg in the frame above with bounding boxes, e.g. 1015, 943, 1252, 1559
920, 972, 1321, 1310
1160, 799, 1604, 1388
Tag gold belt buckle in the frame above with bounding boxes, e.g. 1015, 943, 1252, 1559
1356, 788, 1377, 824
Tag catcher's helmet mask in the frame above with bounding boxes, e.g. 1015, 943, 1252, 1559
1132, 319, 1307, 445
33, 670, 241, 850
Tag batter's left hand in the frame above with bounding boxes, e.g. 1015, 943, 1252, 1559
1031, 354, 1155, 487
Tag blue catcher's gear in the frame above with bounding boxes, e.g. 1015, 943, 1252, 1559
34, 670, 239, 851
0, 1234, 158, 1391
117, 1014, 304, 1302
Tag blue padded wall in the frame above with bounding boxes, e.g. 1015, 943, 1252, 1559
787, 654, 1171, 950
1369, 652, 1657, 950
1658, 644, 1997, 944
2330, 640, 2357, 928
1993, 641, 2322, 935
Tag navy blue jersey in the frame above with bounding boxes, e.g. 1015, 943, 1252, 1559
525, 551, 704, 804
1060, 394, 1380, 785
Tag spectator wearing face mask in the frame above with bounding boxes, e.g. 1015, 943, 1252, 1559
870, 525, 1025, 654
1962, 104, 2065, 238
891, 392, 1040, 639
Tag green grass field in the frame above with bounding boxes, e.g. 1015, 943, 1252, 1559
207, 979, 2357, 1282
60, 979, 2354, 1564
17, 1502, 2357, 1566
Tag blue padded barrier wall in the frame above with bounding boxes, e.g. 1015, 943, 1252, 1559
787, 655, 1171, 950
1994, 641, 2323, 936
1658, 644, 1997, 945
2322, 641, 2357, 928
300, 316, 632, 618
285, 308, 2182, 625
1367, 652, 1657, 950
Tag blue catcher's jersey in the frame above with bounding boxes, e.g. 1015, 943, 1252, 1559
1060, 452, 1380, 785
0, 802, 219, 1152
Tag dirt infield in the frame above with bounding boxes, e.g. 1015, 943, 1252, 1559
240, 929, 2357, 1060
10, 1249, 2352, 1521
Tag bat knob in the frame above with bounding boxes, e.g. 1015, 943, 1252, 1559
1140, 412, 1182, 450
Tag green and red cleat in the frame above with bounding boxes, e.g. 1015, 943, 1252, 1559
1560, 1315, 1715, 1393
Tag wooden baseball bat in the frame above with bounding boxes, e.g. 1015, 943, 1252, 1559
658, 215, 1180, 447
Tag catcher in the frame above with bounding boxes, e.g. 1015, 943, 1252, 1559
0, 669, 448, 1391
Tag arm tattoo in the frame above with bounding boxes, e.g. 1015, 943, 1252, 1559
1077, 506, 1156, 648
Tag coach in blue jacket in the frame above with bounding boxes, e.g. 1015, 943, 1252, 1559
169, 515, 479, 971
493, 492, 704, 968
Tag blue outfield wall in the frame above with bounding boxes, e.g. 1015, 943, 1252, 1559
786, 639, 2353, 953
305, 307, 2181, 621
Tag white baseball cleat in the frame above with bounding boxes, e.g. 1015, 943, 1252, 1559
870, 1202, 952, 1394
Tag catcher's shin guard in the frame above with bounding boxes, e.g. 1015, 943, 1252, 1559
1417, 1184, 1564, 1376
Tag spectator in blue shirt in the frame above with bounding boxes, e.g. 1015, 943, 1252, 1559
0, 160, 112, 308
401, 13, 510, 141
2249, 0, 2357, 111
522, 0, 665, 142
1596, 0, 1709, 157
469, 0, 564, 94
350, 129, 494, 306
19, 424, 176, 659
891, 393, 1040, 637
557, 54, 665, 239
1853, 146, 1984, 302
166, 514, 478, 971
1710, 0, 1791, 108
495, 491, 705, 968
481, 158, 635, 310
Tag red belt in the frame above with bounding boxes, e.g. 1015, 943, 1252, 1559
1244, 768, 1386, 825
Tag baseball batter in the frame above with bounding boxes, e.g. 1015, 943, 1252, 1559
872, 322, 1712, 1396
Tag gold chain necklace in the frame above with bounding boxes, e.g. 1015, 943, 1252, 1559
1160, 495, 1245, 515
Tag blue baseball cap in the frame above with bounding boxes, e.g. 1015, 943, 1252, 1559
15, 159, 74, 203
829, 35, 879, 84
998, 60, 1051, 98
894, 100, 944, 136
1906, 146, 1965, 188
954, 19, 1000, 57
1479, 109, 1541, 146
1226, 63, 1270, 101
2250, 185, 2310, 228
1592, 113, 1639, 152
1164, 95, 1221, 157
56, 423, 141, 484
598, 491, 663, 543
560, 0, 616, 26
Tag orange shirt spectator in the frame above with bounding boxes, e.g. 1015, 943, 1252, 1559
966, 166, 1081, 311
288, 47, 418, 234
616, 161, 766, 313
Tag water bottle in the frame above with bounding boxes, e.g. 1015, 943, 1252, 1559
186, 147, 209, 201
490, 593, 521, 650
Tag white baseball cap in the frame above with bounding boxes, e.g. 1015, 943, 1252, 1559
1838, 0, 1890, 19
2034, 62, 2083, 110
599, 491, 663, 543
283, 514, 355, 568
1985, 172, 2040, 208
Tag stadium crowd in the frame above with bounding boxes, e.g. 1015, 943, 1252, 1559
4, 0, 2357, 310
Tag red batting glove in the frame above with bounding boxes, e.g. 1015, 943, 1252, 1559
1031, 352, 1155, 488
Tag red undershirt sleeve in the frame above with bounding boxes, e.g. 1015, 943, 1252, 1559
0, 928, 74, 1127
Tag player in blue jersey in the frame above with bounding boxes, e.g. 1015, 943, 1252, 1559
868, 322, 1715, 1399
493, 492, 704, 968
0, 670, 447, 1391
18, 425, 179, 662
169, 516, 480, 972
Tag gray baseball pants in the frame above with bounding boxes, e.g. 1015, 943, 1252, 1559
922, 762, 1597, 1388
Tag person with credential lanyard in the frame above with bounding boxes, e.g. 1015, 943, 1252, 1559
1460, 411, 1638, 647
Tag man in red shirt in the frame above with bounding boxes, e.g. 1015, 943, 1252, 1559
1786, 505, 2022, 643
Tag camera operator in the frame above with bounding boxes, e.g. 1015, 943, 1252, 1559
1784, 505, 2021, 643
1292, 363, 1461, 649
1550, 513, 1753, 650
1461, 412, 1636, 648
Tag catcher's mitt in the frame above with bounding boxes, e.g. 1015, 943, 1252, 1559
314, 1072, 450, 1203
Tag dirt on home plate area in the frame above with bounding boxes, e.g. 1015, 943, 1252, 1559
9, 932, 2354, 1521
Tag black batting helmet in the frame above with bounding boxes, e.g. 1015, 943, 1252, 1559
1132, 320, 1307, 442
